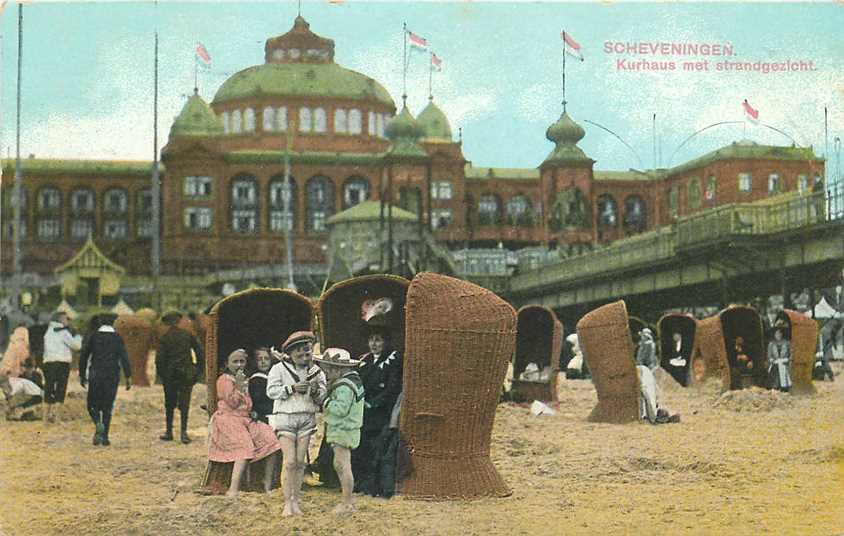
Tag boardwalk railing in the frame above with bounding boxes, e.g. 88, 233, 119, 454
510, 184, 843, 294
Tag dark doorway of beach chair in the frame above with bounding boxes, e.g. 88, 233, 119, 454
774, 310, 819, 395
200, 288, 313, 495
511, 305, 562, 402
719, 306, 767, 390
658, 313, 699, 387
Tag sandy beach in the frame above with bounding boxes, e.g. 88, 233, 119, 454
2, 365, 843, 536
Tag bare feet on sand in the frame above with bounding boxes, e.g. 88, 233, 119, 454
225, 490, 239, 498
282, 503, 296, 517
292, 501, 304, 516
332, 503, 356, 515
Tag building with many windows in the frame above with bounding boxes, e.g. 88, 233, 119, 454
0, 15, 826, 308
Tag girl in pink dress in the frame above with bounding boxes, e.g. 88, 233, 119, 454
209, 349, 281, 496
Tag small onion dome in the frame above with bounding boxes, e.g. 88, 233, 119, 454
170, 92, 224, 138
417, 101, 452, 142
386, 106, 427, 158
543, 111, 591, 164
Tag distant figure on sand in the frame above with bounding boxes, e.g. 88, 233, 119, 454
156, 311, 205, 444
42, 312, 82, 423
767, 328, 792, 392
79, 313, 132, 446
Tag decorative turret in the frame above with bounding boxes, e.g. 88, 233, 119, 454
265, 15, 335, 64
417, 100, 453, 142
386, 106, 427, 158
169, 91, 224, 138
542, 111, 592, 165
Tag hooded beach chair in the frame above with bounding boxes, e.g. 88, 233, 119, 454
511, 305, 562, 402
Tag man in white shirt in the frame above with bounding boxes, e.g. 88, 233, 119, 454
42, 312, 82, 423
1, 373, 43, 420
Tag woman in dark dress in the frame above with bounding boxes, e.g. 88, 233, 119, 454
353, 325, 403, 496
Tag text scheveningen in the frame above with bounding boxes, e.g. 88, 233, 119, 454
603, 41, 735, 57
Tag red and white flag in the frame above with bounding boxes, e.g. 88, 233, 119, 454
195, 42, 212, 66
743, 99, 759, 123
561, 31, 584, 61
408, 30, 428, 52
431, 52, 442, 72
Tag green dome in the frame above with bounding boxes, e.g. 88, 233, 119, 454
170, 93, 224, 137
417, 101, 452, 141
327, 200, 417, 225
543, 111, 591, 165
212, 63, 395, 107
385, 106, 427, 159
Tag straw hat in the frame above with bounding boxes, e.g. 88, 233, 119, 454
313, 347, 361, 368
282, 331, 316, 353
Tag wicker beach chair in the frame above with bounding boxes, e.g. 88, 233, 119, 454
200, 288, 313, 494
115, 315, 157, 387
776, 309, 818, 395
317, 274, 410, 357
577, 300, 640, 423
511, 305, 562, 402
399, 273, 514, 499
698, 306, 766, 391
657, 313, 700, 387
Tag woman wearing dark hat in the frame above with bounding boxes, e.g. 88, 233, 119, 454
353, 323, 403, 496
156, 311, 204, 443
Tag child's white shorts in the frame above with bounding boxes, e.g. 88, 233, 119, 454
271, 412, 317, 439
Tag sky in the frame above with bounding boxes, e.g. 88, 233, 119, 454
0, 1, 843, 180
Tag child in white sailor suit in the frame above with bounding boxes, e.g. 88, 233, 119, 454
266, 331, 327, 517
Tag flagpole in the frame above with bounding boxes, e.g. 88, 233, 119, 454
12, 3, 23, 308
152, 28, 162, 298
194, 53, 198, 94
652, 113, 656, 170
283, 130, 296, 291
428, 51, 433, 101
402, 22, 408, 106
824, 106, 829, 182
561, 30, 567, 111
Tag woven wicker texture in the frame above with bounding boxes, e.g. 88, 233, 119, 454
657, 313, 699, 387
512, 305, 563, 402
114, 315, 156, 387
317, 275, 410, 358
780, 309, 818, 395
720, 306, 766, 389
201, 288, 312, 493
399, 273, 515, 500
576, 300, 640, 424
695, 316, 729, 390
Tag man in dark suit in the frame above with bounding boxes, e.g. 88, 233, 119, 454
156, 311, 204, 444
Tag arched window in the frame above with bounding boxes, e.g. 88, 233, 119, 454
797, 174, 809, 193
299, 107, 312, 133
314, 108, 327, 133
5, 185, 28, 211
334, 109, 347, 133
478, 193, 501, 225
669, 185, 679, 218
38, 186, 62, 210
768, 173, 781, 194
738, 172, 752, 192
705, 176, 717, 202
506, 195, 533, 226
368, 111, 376, 136
269, 175, 298, 233
244, 108, 256, 132
263, 107, 275, 132
222, 111, 230, 134
71, 188, 95, 214
70, 188, 95, 241
136, 189, 154, 238
348, 109, 362, 134
376, 113, 385, 138
231, 109, 242, 133
597, 194, 618, 228
276, 107, 288, 131
231, 175, 258, 233
688, 177, 701, 209
623, 195, 647, 233
343, 176, 370, 208
104, 188, 128, 213
306, 176, 335, 232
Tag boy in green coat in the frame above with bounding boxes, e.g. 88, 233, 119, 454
314, 348, 364, 514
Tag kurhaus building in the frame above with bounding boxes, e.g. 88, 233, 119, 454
0, 16, 826, 305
